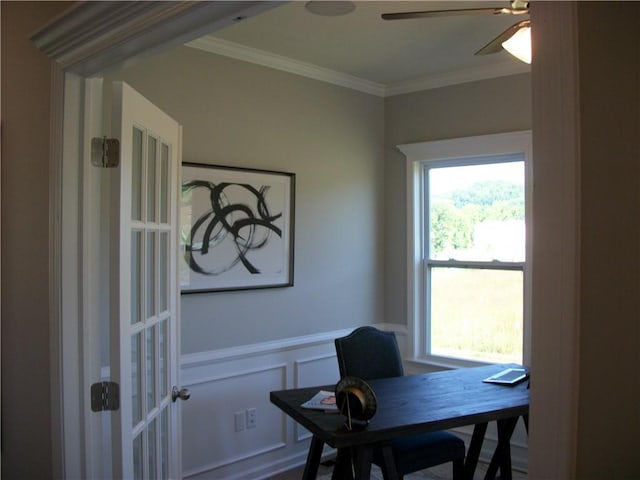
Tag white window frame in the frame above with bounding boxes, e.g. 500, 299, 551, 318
400, 131, 533, 368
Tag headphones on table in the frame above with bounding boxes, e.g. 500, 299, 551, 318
335, 376, 377, 429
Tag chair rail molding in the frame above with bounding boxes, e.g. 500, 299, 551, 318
181, 328, 355, 370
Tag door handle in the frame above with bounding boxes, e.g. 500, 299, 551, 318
171, 386, 191, 402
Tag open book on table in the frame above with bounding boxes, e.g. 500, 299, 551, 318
300, 390, 338, 412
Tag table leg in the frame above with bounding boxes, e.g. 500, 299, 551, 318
332, 448, 354, 480
353, 445, 373, 480
378, 443, 400, 480
464, 422, 488, 480
302, 435, 324, 480
484, 416, 519, 480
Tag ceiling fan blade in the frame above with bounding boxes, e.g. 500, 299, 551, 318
382, 7, 513, 20
475, 19, 530, 55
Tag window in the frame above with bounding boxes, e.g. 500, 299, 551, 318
401, 132, 531, 366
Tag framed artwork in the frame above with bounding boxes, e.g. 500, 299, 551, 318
180, 163, 295, 293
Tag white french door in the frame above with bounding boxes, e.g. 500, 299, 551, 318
110, 81, 184, 479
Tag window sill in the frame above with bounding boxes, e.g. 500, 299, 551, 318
405, 355, 492, 373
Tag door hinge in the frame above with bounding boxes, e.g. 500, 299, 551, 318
91, 381, 120, 412
91, 136, 120, 168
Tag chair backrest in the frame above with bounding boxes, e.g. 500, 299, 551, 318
334, 326, 404, 380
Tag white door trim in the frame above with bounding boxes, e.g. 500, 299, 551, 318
49, 64, 74, 480
33, 2, 283, 76
528, 2, 581, 478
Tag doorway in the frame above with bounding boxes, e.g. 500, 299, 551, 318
29, 2, 586, 479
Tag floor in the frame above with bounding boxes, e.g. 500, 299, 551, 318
269, 459, 528, 480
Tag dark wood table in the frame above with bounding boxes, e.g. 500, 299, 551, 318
270, 364, 529, 480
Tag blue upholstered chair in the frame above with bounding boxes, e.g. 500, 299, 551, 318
334, 326, 465, 480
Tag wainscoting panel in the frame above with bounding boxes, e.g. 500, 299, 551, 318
180, 328, 351, 479
179, 325, 528, 479
181, 364, 287, 479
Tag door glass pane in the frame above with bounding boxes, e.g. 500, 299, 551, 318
428, 159, 524, 262
146, 326, 156, 412
159, 320, 167, 398
147, 136, 157, 222
146, 231, 156, 318
159, 232, 168, 312
132, 127, 143, 221
160, 142, 169, 224
133, 432, 143, 480
131, 333, 143, 426
160, 408, 169, 480
131, 231, 142, 325
429, 267, 523, 363
148, 417, 157, 480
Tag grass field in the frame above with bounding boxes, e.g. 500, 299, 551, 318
430, 267, 523, 363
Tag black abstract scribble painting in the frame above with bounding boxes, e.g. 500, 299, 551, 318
180, 163, 294, 293
183, 181, 281, 275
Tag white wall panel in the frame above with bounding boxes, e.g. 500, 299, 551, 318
182, 365, 287, 478
180, 329, 347, 479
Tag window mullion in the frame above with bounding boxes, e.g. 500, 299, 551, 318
423, 259, 432, 358
426, 259, 525, 271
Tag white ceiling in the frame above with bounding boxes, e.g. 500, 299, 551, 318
188, 1, 530, 97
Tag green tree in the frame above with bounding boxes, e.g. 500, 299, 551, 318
430, 200, 473, 254
451, 180, 523, 211
430, 180, 524, 255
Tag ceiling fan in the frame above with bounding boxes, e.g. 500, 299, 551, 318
381, 1, 531, 63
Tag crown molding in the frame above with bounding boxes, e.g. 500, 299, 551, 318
385, 62, 531, 96
187, 36, 387, 97
188, 36, 531, 98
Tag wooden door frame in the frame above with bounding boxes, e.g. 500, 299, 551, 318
32, 1, 582, 479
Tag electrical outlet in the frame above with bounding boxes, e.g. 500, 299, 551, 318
234, 411, 245, 432
247, 407, 257, 429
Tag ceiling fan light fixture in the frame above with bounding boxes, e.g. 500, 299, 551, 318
502, 24, 531, 64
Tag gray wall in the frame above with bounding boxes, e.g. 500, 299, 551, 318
527, 3, 640, 476
575, 2, 640, 475
105, 46, 385, 353
1, 2, 71, 478
383, 74, 532, 326
105, 48, 534, 354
